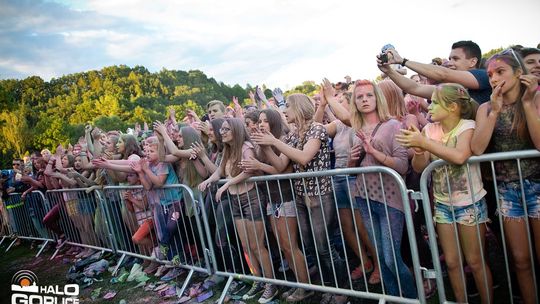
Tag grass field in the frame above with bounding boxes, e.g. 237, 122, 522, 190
0, 237, 528, 304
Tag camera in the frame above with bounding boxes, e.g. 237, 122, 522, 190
380, 53, 388, 64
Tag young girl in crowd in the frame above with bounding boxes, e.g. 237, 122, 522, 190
199, 118, 277, 304
192, 118, 225, 176
131, 137, 184, 280
397, 83, 492, 303
252, 94, 346, 304
124, 171, 158, 271
155, 123, 208, 263
49, 153, 95, 256
241, 108, 313, 302
348, 80, 416, 299
315, 81, 380, 285
471, 50, 540, 304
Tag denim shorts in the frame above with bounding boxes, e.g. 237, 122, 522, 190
434, 198, 489, 226
230, 188, 264, 221
333, 175, 358, 209
266, 200, 296, 218
497, 179, 540, 219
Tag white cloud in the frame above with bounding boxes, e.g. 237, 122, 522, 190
1, 0, 538, 87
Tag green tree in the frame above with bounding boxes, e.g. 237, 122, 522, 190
0, 104, 32, 156
285, 81, 319, 97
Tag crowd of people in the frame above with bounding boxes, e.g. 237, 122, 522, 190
1, 40, 540, 304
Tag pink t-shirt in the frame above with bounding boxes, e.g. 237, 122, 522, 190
225, 142, 256, 195
352, 119, 409, 212
424, 119, 486, 206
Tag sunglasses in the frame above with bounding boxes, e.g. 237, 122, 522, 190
219, 127, 231, 134
12, 163, 21, 166
500, 48, 521, 64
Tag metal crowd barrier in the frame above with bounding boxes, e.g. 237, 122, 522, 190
102, 184, 213, 296
418, 149, 540, 304
45, 188, 115, 259
202, 166, 426, 304
2, 191, 55, 256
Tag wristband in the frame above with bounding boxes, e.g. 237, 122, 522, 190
401, 58, 409, 66
414, 150, 424, 155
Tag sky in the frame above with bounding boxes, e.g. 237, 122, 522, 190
0, 0, 538, 90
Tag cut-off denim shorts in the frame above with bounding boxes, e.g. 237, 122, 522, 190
434, 198, 490, 226
497, 179, 540, 219
333, 175, 358, 209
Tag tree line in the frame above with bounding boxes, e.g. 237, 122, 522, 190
0, 65, 319, 168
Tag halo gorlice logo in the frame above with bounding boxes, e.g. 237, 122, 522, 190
11, 270, 79, 304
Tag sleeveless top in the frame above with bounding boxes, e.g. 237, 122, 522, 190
488, 103, 540, 182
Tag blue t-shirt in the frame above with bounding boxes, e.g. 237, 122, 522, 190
468, 69, 492, 104
148, 162, 182, 206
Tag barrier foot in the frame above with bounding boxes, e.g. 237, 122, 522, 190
112, 253, 126, 276
5, 237, 18, 252
36, 240, 50, 258
216, 276, 234, 304
50, 242, 65, 260
176, 269, 194, 299
0, 236, 6, 247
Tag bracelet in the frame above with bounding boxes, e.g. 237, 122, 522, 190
414, 150, 424, 155
382, 154, 388, 163
401, 58, 409, 66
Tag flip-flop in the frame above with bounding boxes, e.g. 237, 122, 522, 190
154, 283, 170, 292
159, 286, 177, 297
103, 291, 117, 300
188, 283, 203, 297
196, 290, 213, 302
145, 283, 157, 291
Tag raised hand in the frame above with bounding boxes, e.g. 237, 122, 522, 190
153, 121, 167, 135
66, 168, 77, 178
140, 158, 149, 171
194, 121, 210, 135
130, 160, 142, 173
490, 80, 505, 114
187, 109, 201, 122
251, 129, 277, 146
405, 95, 420, 115
239, 156, 261, 173
520, 75, 539, 104
396, 125, 426, 151
248, 91, 256, 104
272, 88, 285, 107
55, 144, 64, 156
321, 78, 336, 101
191, 142, 207, 158
255, 86, 268, 103
92, 158, 108, 168
91, 127, 102, 140
348, 144, 364, 167
168, 107, 176, 119
356, 130, 375, 154
232, 96, 243, 116
385, 49, 403, 65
